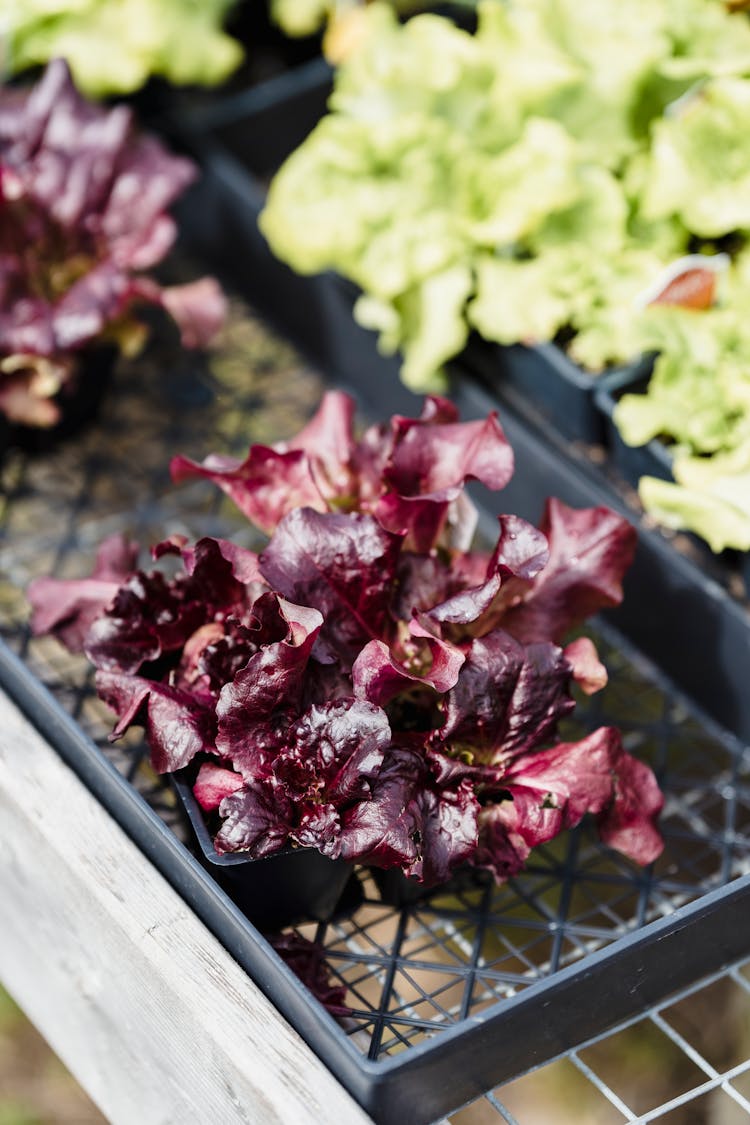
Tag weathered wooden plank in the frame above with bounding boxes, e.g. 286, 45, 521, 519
0, 691, 372, 1125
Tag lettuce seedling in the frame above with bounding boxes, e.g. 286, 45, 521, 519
29, 392, 663, 885
0, 0, 243, 97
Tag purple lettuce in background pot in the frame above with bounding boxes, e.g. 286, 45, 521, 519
0, 59, 225, 429
28, 392, 664, 891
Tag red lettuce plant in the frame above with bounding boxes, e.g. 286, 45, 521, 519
28, 392, 664, 886
0, 59, 225, 428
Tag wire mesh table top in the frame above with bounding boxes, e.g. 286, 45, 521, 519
448, 954, 750, 1124
2, 288, 749, 1123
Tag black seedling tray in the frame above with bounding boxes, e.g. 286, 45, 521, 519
171, 771, 355, 931
464, 336, 654, 446
2, 276, 750, 1125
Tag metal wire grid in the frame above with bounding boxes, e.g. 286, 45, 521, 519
452, 955, 750, 1124
1, 294, 750, 1122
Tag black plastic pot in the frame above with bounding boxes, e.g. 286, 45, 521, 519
5, 343, 117, 456
370, 863, 490, 909
170, 771, 355, 932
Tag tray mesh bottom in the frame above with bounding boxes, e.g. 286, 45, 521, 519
1, 291, 748, 1075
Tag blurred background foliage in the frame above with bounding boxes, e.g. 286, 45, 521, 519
0, 987, 104, 1125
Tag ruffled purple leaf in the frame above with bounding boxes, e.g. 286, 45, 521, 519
27, 532, 138, 651
373, 406, 513, 552
173, 621, 248, 695
338, 746, 478, 885
392, 545, 492, 621
596, 750, 664, 865
159, 278, 228, 349
409, 774, 480, 885
500, 499, 637, 644
284, 389, 358, 501
439, 629, 575, 765
177, 592, 328, 705
259, 509, 402, 667
214, 780, 295, 858
472, 801, 532, 882
385, 405, 513, 496
473, 727, 663, 881
2, 61, 195, 265
500, 728, 623, 829
412, 619, 467, 694
215, 601, 324, 771
287, 700, 391, 807
170, 392, 359, 533
393, 552, 455, 619
193, 761, 245, 812
486, 514, 551, 581
425, 515, 550, 632
374, 490, 459, 554
85, 536, 250, 675
167, 536, 250, 612
352, 623, 465, 706
99, 134, 195, 269
96, 670, 216, 773
269, 932, 351, 1017
85, 570, 187, 673
51, 260, 133, 350
563, 637, 608, 695
216, 699, 391, 857
170, 446, 325, 535
153, 534, 263, 586
3, 57, 194, 246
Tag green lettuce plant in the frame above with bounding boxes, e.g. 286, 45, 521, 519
260, 0, 750, 554
614, 266, 750, 552
269, 0, 459, 39
1, 0, 243, 96
640, 455, 750, 553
